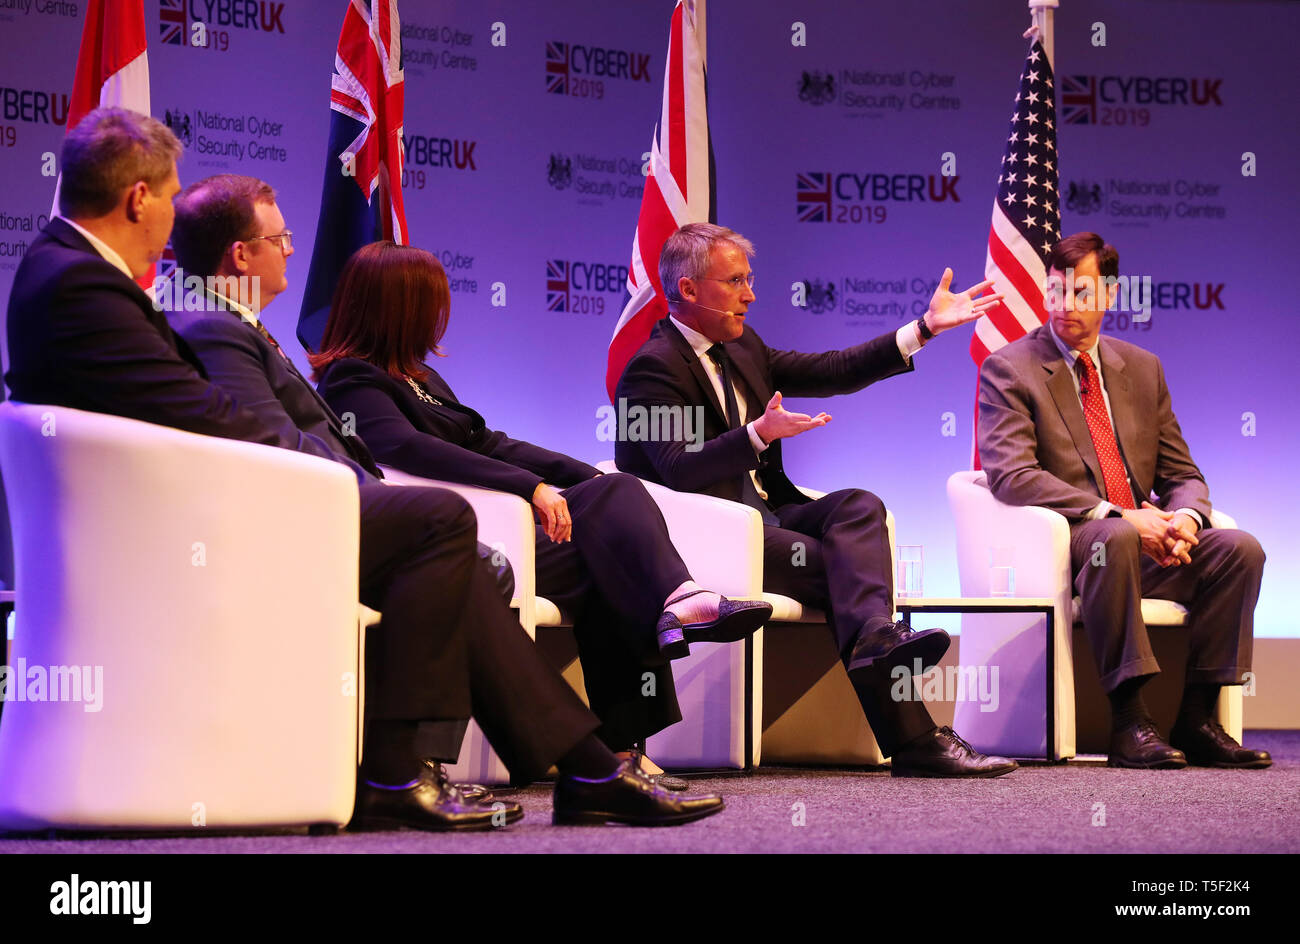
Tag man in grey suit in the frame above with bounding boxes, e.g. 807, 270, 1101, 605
978, 232, 1269, 770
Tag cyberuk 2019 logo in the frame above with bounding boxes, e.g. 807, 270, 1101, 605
545, 41, 652, 99
1060, 74, 1222, 126
546, 259, 629, 316
159, 0, 286, 53
797, 170, 959, 223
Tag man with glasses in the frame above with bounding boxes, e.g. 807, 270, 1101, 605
614, 222, 1016, 777
5, 111, 726, 830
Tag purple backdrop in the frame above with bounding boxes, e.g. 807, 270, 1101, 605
0, 0, 1294, 638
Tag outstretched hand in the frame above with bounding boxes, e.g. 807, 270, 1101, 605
753, 391, 831, 444
925, 268, 1004, 333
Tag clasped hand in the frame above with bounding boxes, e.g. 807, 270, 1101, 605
1121, 501, 1199, 567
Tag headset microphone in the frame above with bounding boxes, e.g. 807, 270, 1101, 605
694, 304, 735, 317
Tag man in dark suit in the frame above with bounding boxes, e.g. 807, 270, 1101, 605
4, 108, 724, 828
978, 231, 1269, 769
615, 222, 1016, 777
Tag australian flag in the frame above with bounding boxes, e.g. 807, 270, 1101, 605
297, 0, 409, 351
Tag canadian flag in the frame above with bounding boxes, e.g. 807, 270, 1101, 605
54, 0, 153, 289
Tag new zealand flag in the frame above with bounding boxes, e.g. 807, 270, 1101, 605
297, 0, 409, 352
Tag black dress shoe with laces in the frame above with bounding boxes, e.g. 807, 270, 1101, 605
553, 759, 724, 826
1170, 719, 1272, 769
1107, 720, 1187, 769
846, 620, 951, 675
890, 726, 1019, 779
351, 761, 523, 831
656, 590, 772, 660
623, 749, 689, 792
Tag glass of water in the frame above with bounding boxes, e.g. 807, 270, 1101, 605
896, 545, 924, 598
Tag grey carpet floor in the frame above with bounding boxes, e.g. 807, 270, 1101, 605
3, 730, 1296, 854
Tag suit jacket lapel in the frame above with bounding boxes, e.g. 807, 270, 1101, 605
662, 320, 729, 428
1039, 330, 1107, 497
726, 341, 769, 422
1098, 339, 1143, 494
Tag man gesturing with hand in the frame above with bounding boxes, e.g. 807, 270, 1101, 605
615, 222, 1018, 779
978, 231, 1269, 771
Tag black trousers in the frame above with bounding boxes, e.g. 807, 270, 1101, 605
761, 488, 935, 755
1069, 518, 1264, 693
357, 483, 599, 784
535, 473, 691, 750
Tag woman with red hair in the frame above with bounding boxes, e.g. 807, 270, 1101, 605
313, 241, 770, 782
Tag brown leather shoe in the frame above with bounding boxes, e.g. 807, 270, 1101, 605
1107, 720, 1187, 769
1170, 719, 1272, 769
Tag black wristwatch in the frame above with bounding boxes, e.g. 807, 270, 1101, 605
916, 314, 935, 341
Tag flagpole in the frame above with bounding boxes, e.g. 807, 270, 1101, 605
1027, 0, 1058, 67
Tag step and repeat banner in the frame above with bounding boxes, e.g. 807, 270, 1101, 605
0, 0, 1294, 636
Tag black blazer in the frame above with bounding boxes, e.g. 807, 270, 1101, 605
4, 218, 276, 445
613, 318, 914, 508
316, 357, 599, 498
165, 299, 380, 484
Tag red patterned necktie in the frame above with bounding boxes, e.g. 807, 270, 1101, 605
1075, 352, 1135, 509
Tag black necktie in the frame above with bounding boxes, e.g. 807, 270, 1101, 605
706, 344, 777, 525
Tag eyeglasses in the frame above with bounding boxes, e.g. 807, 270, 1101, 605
246, 230, 293, 251
696, 273, 755, 290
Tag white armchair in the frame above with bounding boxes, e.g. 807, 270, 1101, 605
947, 470, 1242, 759
599, 464, 895, 768
0, 403, 360, 831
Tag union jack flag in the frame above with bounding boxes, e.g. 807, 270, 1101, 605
547, 260, 570, 312
546, 41, 569, 94
969, 38, 1061, 467
298, 0, 409, 351
796, 171, 832, 223
159, 0, 186, 45
605, 0, 713, 401
1061, 74, 1097, 125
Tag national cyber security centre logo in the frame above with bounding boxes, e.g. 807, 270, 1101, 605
796, 67, 962, 113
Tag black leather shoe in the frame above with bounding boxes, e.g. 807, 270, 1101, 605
656, 590, 772, 660
1108, 720, 1188, 769
351, 761, 523, 831
1170, 719, 1272, 769
891, 726, 1019, 779
458, 782, 495, 803
553, 760, 724, 826
846, 620, 951, 674
623, 749, 688, 792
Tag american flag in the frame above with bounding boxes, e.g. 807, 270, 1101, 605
159, 0, 187, 45
604, 0, 714, 401
546, 260, 570, 312
796, 171, 832, 223
969, 39, 1061, 466
297, 0, 409, 351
